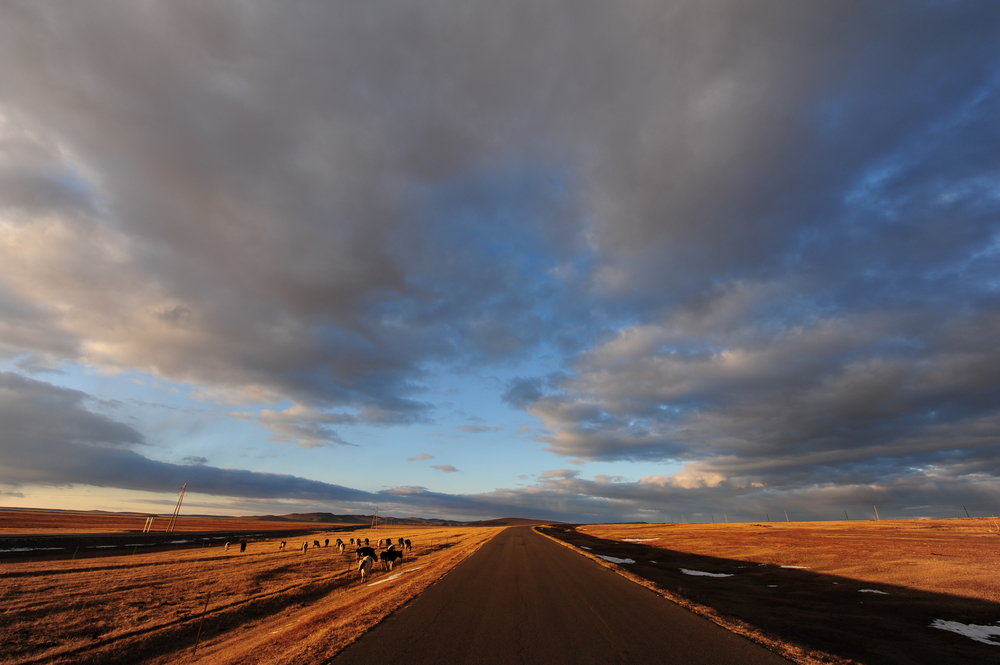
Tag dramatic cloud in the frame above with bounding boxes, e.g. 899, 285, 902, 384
0, 372, 373, 503
0, 2, 997, 521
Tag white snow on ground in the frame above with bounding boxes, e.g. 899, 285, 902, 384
622, 538, 659, 542
858, 589, 888, 595
0, 547, 64, 553
367, 566, 423, 586
598, 555, 636, 564
580, 546, 592, 550
680, 569, 734, 577
930, 619, 1000, 645
781, 565, 809, 569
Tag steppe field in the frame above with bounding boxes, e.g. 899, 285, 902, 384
545, 519, 1000, 664
4, 511, 999, 665
0, 509, 501, 664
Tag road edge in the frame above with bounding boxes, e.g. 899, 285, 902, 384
532, 526, 852, 665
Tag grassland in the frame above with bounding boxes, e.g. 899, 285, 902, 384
542, 519, 1000, 664
0, 514, 502, 665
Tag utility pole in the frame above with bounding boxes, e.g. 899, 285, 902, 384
166, 483, 187, 533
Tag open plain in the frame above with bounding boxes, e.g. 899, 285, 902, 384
0, 509, 501, 664
547, 519, 1000, 664
3, 511, 1000, 664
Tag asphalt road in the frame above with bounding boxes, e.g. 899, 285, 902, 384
330, 527, 789, 665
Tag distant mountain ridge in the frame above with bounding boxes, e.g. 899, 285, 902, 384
246, 512, 466, 526
245, 513, 561, 527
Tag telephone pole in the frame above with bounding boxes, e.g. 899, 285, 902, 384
166, 483, 187, 532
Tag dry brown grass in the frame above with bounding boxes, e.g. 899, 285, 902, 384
577, 519, 1000, 603
540, 519, 1000, 665
0, 508, 346, 535
0, 525, 502, 664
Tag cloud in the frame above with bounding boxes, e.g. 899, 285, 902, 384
238, 404, 356, 448
407, 453, 433, 462
539, 469, 579, 480
0, 3, 997, 522
431, 464, 460, 474
0, 372, 374, 503
183, 456, 208, 465
456, 424, 505, 434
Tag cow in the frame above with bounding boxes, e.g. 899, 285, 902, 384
302, 541, 309, 553
313, 540, 321, 549
239, 540, 247, 553
380, 549, 404, 570
356, 546, 376, 561
398, 537, 405, 548
324, 539, 329, 548
278, 541, 286, 551
358, 555, 375, 583
377, 538, 383, 549
224, 542, 230, 552
338, 542, 345, 553
336, 538, 344, 547
350, 538, 355, 545
404, 539, 412, 552
364, 538, 369, 546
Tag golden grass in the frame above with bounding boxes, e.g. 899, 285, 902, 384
0, 526, 503, 664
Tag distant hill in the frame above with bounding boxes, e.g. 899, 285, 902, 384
241, 513, 562, 527
243, 512, 467, 526
465, 517, 564, 527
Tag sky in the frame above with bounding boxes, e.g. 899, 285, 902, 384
0, 1, 998, 523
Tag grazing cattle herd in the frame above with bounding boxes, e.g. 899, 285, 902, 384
224, 532, 416, 583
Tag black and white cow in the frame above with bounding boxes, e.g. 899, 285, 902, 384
358, 555, 375, 583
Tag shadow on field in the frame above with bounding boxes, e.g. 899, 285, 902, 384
541, 527, 1000, 665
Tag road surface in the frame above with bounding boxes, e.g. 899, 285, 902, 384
331, 526, 789, 664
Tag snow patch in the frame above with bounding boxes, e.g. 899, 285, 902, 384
930, 619, 1000, 645
622, 538, 659, 542
781, 565, 809, 569
680, 569, 734, 578
367, 566, 423, 587
598, 555, 635, 564
580, 546, 591, 550
859, 589, 888, 595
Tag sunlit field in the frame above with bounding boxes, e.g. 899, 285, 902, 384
0, 513, 502, 665
542, 519, 1000, 664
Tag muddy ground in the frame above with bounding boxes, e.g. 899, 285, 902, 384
541, 519, 1000, 664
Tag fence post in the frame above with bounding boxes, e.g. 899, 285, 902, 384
192, 591, 211, 657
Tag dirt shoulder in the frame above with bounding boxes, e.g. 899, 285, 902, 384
538, 519, 1000, 665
